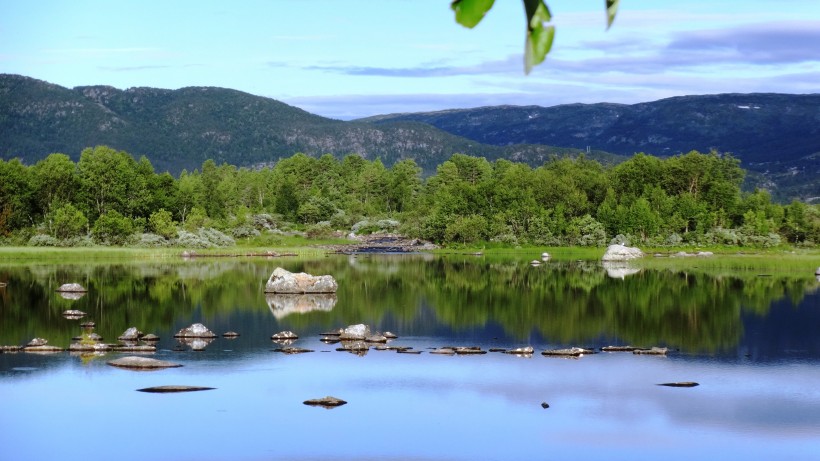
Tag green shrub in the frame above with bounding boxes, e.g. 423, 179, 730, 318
92, 210, 134, 245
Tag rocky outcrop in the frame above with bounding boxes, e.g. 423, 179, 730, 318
601, 244, 643, 261
107, 356, 182, 369
56, 283, 87, 292
174, 323, 217, 338
264, 268, 337, 294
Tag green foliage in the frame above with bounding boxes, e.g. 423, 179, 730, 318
149, 209, 177, 239
47, 203, 88, 240
92, 210, 134, 245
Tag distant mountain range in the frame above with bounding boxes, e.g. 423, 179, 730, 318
1, 74, 818, 201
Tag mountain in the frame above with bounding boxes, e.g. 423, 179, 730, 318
0, 74, 605, 174
360, 94, 820, 200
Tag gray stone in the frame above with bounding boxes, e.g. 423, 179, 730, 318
174, 323, 217, 338
69, 343, 113, 352
383, 331, 398, 339
542, 347, 595, 357
222, 331, 240, 338
815, 266, 820, 276
339, 324, 370, 340
271, 330, 299, 340
365, 334, 388, 343
107, 356, 182, 369
264, 267, 338, 294
137, 385, 215, 393
303, 396, 347, 408
62, 309, 86, 317
272, 347, 314, 354
633, 347, 668, 355
658, 382, 699, 387
696, 251, 714, 257
601, 345, 636, 352
141, 334, 160, 341
26, 338, 48, 347
56, 283, 87, 292
601, 244, 644, 262
118, 327, 143, 341
505, 346, 534, 355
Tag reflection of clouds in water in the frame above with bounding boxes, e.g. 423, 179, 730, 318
266, 294, 337, 319
602, 261, 641, 279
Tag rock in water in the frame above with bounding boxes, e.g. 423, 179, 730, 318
107, 356, 182, 370
601, 244, 644, 261
137, 385, 215, 393
118, 327, 144, 341
658, 382, 699, 387
339, 324, 370, 340
264, 267, 338, 294
56, 283, 87, 292
303, 396, 347, 408
26, 338, 48, 347
174, 323, 217, 338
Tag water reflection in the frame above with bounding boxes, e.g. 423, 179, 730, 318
0, 255, 817, 356
602, 261, 641, 279
265, 293, 337, 318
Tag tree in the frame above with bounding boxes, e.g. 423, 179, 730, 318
92, 210, 134, 245
149, 209, 177, 239
452, 0, 619, 73
47, 203, 88, 240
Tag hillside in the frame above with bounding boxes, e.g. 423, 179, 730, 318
361, 94, 820, 200
0, 74, 605, 174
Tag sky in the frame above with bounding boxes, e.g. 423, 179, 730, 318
2, 0, 820, 120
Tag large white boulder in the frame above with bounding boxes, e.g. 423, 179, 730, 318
601, 244, 644, 262
265, 268, 338, 294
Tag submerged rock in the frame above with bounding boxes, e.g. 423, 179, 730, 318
56, 283, 87, 293
658, 382, 699, 387
542, 347, 595, 357
69, 343, 113, 352
174, 323, 217, 338
272, 347, 314, 354
634, 347, 668, 355
107, 356, 182, 370
137, 385, 215, 393
601, 244, 644, 262
264, 267, 338, 294
141, 334, 160, 342
303, 396, 347, 408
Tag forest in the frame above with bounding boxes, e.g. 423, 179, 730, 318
0, 146, 818, 248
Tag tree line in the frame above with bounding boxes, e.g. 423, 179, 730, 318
0, 146, 817, 248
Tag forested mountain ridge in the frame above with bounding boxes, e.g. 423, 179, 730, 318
0, 74, 605, 174
360, 94, 820, 201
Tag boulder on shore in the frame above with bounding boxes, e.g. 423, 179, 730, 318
601, 244, 644, 262
264, 267, 338, 294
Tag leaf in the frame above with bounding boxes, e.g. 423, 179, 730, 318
606, 0, 620, 29
451, 0, 496, 28
523, 0, 553, 74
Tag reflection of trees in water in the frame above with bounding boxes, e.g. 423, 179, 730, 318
0, 256, 815, 353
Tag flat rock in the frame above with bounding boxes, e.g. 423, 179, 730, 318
303, 396, 347, 408
601, 345, 637, 352
113, 344, 157, 353
272, 347, 314, 354
56, 283, 87, 292
505, 346, 534, 355
542, 347, 595, 357
69, 343, 113, 352
23, 345, 64, 353
62, 310, 86, 317
107, 356, 182, 370
633, 347, 668, 355
365, 334, 388, 343
80, 321, 96, 328
137, 385, 215, 393
658, 382, 699, 387
429, 348, 456, 355
1, 345, 23, 352
264, 267, 338, 294
174, 323, 217, 338
383, 331, 398, 339
222, 331, 240, 338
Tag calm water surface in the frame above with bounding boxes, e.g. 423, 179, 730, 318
1, 254, 819, 461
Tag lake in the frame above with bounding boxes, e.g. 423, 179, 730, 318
1, 253, 819, 461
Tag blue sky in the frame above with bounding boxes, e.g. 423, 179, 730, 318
2, 0, 819, 119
